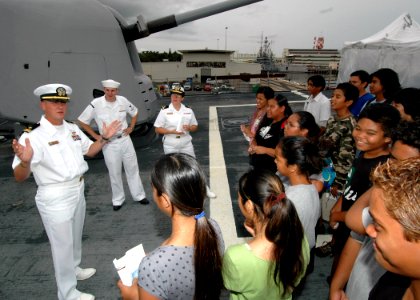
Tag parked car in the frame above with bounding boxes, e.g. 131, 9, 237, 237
203, 83, 212, 91
212, 84, 235, 94
159, 84, 170, 96
183, 82, 192, 91
194, 84, 202, 91
171, 82, 182, 90
206, 78, 224, 85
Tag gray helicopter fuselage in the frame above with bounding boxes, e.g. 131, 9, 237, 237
0, 0, 157, 128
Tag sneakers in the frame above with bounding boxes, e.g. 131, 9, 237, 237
79, 292, 95, 300
76, 267, 96, 281
315, 241, 333, 257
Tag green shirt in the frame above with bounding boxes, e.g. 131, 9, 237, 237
222, 238, 310, 300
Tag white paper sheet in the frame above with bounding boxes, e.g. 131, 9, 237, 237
113, 243, 146, 286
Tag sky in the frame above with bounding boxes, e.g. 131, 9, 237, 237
100, 0, 420, 56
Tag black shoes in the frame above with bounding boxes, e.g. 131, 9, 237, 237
113, 198, 149, 210
139, 198, 150, 205
113, 205, 122, 211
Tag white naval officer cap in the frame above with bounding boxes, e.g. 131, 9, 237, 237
34, 83, 72, 102
101, 79, 121, 89
170, 85, 185, 97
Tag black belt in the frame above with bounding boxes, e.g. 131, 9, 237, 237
109, 135, 123, 141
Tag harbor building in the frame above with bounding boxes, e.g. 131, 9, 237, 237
281, 48, 341, 73
141, 49, 261, 84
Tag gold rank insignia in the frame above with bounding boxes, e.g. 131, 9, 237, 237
56, 87, 67, 97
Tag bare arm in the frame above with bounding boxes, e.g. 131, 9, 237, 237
117, 278, 160, 300
78, 120, 101, 141
330, 195, 345, 228
183, 124, 198, 133
155, 127, 183, 135
123, 113, 138, 136
310, 179, 324, 193
345, 188, 372, 235
249, 145, 276, 157
240, 124, 255, 138
329, 237, 361, 300
117, 278, 139, 300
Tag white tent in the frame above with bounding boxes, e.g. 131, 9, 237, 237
337, 13, 420, 88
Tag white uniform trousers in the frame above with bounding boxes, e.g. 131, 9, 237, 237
102, 135, 146, 206
163, 135, 195, 158
35, 177, 86, 300
162, 134, 215, 197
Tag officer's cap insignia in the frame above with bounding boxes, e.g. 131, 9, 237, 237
56, 87, 67, 97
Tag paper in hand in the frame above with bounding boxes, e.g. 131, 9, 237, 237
113, 243, 146, 286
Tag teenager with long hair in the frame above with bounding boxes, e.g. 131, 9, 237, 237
223, 169, 309, 299
118, 153, 224, 300
275, 136, 323, 276
249, 93, 293, 173
366, 68, 401, 106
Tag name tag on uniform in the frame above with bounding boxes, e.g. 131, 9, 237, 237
71, 131, 81, 141
166, 112, 173, 115
48, 140, 59, 146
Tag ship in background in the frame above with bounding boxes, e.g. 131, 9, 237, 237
256, 35, 280, 73
252, 34, 339, 87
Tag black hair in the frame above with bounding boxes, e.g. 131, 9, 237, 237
291, 111, 321, 142
274, 93, 293, 117
151, 153, 223, 300
392, 88, 420, 121
392, 120, 420, 151
277, 136, 323, 177
256, 86, 275, 100
350, 70, 370, 84
307, 75, 326, 90
370, 68, 401, 101
335, 82, 359, 102
238, 169, 306, 296
358, 103, 401, 138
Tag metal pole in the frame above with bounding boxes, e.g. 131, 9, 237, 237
225, 27, 228, 50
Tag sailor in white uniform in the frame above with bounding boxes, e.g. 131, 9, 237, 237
12, 84, 121, 300
154, 86, 216, 198
78, 79, 148, 211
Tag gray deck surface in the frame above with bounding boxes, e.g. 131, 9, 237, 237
0, 92, 332, 299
